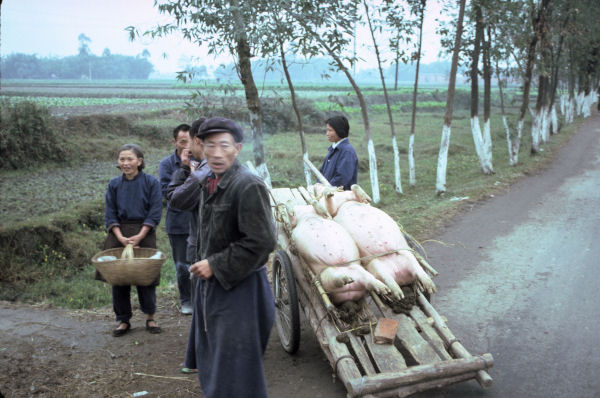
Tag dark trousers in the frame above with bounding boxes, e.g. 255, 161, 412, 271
113, 284, 157, 322
168, 234, 191, 305
185, 268, 275, 397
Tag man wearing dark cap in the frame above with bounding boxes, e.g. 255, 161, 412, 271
319, 114, 358, 190
181, 116, 276, 398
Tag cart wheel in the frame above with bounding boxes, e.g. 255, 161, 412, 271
272, 250, 301, 354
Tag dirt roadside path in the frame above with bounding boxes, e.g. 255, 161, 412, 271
2, 112, 598, 398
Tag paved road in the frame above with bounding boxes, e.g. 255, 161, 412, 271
414, 112, 600, 398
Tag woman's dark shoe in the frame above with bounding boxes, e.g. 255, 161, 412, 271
112, 321, 131, 337
145, 319, 162, 334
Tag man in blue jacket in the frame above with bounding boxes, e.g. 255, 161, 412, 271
158, 123, 193, 314
319, 115, 358, 190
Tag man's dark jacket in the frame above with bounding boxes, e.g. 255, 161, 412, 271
170, 160, 275, 290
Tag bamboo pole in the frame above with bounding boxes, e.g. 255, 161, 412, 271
417, 292, 494, 388
413, 251, 439, 276
303, 157, 331, 186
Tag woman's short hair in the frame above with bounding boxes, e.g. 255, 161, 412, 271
325, 115, 350, 139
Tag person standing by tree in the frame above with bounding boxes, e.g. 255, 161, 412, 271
159, 124, 194, 315
184, 117, 276, 398
319, 115, 358, 190
99, 144, 163, 336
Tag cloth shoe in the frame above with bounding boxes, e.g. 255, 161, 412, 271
180, 303, 193, 315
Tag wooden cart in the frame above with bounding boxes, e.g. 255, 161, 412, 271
268, 184, 494, 397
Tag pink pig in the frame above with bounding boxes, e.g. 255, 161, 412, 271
288, 204, 391, 304
313, 184, 436, 300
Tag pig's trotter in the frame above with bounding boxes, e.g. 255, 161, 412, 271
418, 273, 437, 294
351, 184, 372, 203
369, 279, 392, 296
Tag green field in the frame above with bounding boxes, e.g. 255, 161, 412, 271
0, 78, 576, 308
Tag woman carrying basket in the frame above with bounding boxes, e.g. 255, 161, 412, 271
99, 143, 163, 337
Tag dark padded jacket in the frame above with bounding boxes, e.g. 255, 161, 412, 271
172, 160, 276, 290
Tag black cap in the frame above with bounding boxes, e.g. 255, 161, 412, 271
197, 117, 244, 142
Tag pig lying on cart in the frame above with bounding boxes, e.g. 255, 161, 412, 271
285, 183, 436, 308
269, 183, 494, 397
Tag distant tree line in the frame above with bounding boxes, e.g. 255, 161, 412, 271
212, 58, 460, 85
1, 51, 154, 80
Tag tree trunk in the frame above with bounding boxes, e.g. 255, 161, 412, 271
436, 0, 466, 195
548, 14, 568, 135
496, 60, 516, 166
469, 4, 493, 174
279, 39, 312, 187
531, 0, 552, 154
516, 0, 549, 160
482, 24, 493, 169
231, 1, 271, 186
364, 0, 402, 194
394, 30, 401, 91
409, 0, 426, 187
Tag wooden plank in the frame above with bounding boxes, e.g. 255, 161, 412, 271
347, 334, 377, 376
372, 372, 477, 397
409, 307, 451, 361
363, 335, 407, 372
393, 313, 441, 365
345, 353, 493, 397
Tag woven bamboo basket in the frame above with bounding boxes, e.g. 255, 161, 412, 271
91, 244, 166, 286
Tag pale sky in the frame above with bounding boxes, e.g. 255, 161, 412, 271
1, 0, 447, 78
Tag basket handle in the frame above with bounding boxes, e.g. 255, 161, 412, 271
121, 244, 135, 260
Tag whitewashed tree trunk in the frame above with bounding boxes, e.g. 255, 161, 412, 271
482, 117, 493, 165
576, 91, 585, 116
511, 119, 524, 165
503, 115, 517, 166
540, 105, 550, 142
408, 134, 416, 187
582, 92, 594, 117
531, 111, 542, 153
550, 106, 558, 135
367, 139, 380, 203
566, 96, 575, 123
470, 117, 493, 174
436, 124, 452, 194
302, 152, 312, 187
392, 136, 403, 194
560, 94, 566, 115
256, 162, 272, 189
